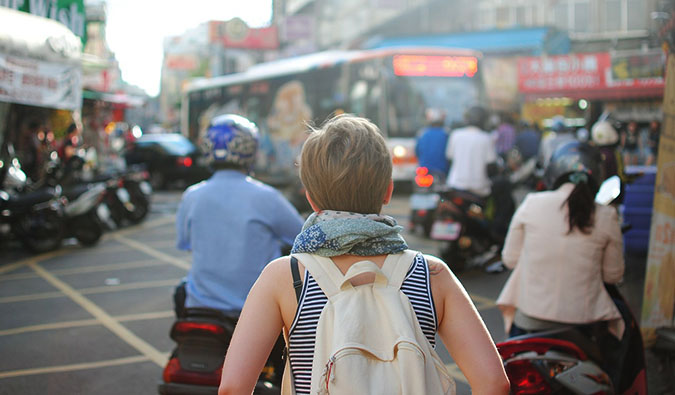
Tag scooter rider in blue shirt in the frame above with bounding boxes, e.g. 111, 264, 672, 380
415, 108, 449, 180
174, 114, 304, 316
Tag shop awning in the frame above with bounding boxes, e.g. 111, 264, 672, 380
365, 27, 570, 55
83, 90, 145, 107
0, 7, 82, 110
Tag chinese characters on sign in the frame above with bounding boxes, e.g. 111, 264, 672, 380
518, 52, 665, 97
0, 54, 82, 110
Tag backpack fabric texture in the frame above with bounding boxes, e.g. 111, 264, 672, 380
282, 250, 456, 395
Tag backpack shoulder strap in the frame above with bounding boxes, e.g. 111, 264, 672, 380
290, 256, 302, 303
293, 253, 343, 297
381, 249, 420, 289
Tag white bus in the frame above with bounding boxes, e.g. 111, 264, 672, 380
182, 47, 486, 203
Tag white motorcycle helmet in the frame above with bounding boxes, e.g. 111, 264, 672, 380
591, 121, 619, 146
425, 108, 446, 125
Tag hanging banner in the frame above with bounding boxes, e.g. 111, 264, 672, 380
1, 0, 87, 44
0, 54, 82, 110
641, 54, 675, 344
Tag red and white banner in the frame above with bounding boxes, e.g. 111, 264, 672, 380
209, 20, 279, 50
0, 54, 81, 110
518, 52, 665, 99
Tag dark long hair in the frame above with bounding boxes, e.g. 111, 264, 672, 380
560, 175, 597, 234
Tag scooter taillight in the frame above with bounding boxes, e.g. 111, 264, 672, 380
177, 157, 193, 167
173, 321, 226, 336
505, 360, 552, 394
162, 356, 222, 387
498, 338, 587, 361
415, 167, 434, 188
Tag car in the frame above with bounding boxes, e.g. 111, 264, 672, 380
124, 133, 212, 189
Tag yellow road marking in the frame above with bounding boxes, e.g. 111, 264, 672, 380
115, 310, 174, 322
79, 279, 179, 295
113, 234, 190, 270
0, 278, 181, 304
0, 318, 100, 336
0, 311, 174, 337
0, 355, 151, 379
0, 291, 64, 304
444, 362, 468, 384
0, 250, 66, 275
27, 261, 167, 367
469, 293, 497, 309
0, 259, 163, 281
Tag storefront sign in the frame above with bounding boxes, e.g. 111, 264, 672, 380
641, 55, 675, 343
518, 52, 665, 99
209, 20, 279, 50
611, 51, 665, 81
0, 53, 82, 110
1, 0, 86, 44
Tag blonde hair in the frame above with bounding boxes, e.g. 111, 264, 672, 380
300, 114, 392, 214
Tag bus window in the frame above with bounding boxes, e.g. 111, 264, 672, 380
387, 77, 426, 138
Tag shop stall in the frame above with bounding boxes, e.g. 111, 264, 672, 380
0, 6, 82, 180
518, 50, 665, 128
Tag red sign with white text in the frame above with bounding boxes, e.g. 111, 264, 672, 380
518, 52, 664, 99
209, 21, 278, 50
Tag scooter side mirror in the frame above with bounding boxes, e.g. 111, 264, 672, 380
595, 175, 621, 206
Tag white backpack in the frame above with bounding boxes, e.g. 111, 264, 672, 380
282, 250, 456, 395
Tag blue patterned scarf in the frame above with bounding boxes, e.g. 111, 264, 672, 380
291, 210, 408, 257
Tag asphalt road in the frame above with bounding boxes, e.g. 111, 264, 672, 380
0, 189, 649, 394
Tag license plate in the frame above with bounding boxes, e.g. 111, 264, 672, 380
116, 187, 130, 203
430, 220, 462, 241
139, 181, 152, 195
410, 193, 439, 210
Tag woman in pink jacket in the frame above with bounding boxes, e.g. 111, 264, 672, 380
497, 141, 625, 338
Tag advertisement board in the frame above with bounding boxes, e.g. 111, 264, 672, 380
0, 53, 82, 110
518, 52, 665, 99
209, 20, 279, 50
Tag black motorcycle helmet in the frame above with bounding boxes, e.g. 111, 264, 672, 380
463, 106, 490, 131
544, 141, 603, 191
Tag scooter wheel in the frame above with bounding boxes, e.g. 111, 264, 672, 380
74, 213, 103, 246
18, 210, 64, 253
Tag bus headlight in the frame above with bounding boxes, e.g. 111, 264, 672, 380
393, 145, 407, 158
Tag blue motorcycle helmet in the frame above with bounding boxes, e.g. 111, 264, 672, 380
203, 114, 259, 171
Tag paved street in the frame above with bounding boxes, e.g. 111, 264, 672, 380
0, 190, 648, 394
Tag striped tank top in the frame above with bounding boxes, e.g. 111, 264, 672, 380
287, 253, 437, 394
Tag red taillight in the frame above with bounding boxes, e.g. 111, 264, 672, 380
415, 167, 434, 188
162, 357, 222, 387
452, 197, 464, 206
173, 321, 226, 336
177, 157, 193, 167
497, 338, 587, 361
505, 360, 551, 394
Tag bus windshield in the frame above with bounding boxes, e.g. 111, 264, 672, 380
387, 76, 482, 138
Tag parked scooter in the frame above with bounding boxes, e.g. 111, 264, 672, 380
158, 307, 284, 395
94, 164, 151, 229
409, 166, 442, 237
120, 165, 152, 224
43, 154, 109, 246
0, 156, 65, 252
496, 176, 647, 394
